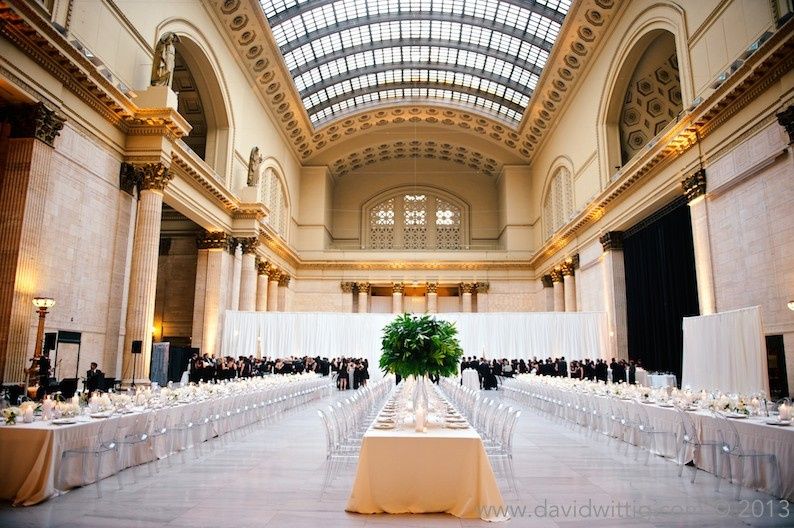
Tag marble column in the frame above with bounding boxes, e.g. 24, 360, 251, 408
341, 282, 355, 313
551, 269, 565, 312
267, 268, 280, 311
683, 170, 716, 314
122, 163, 173, 385
475, 282, 490, 312
0, 103, 64, 384
237, 237, 258, 311
460, 283, 474, 312
256, 260, 269, 311
277, 273, 291, 312
426, 282, 438, 313
357, 282, 370, 313
562, 258, 577, 312
194, 231, 228, 358
191, 245, 208, 352
229, 242, 242, 310
392, 282, 404, 314
600, 231, 629, 360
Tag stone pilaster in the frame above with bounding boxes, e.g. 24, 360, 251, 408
256, 260, 269, 311
561, 259, 577, 312
539, 274, 555, 312
237, 236, 258, 311
357, 282, 370, 313
426, 282, 438, 313
600, 231, 629, 360
341, 282, 355, 313
230, 242, 242, 310
194, 230, 229, 358
682, 169, 716, 314
550, 268, 565, 312
460, 282, 474, 312
267, 268, 280, 311
277, 273, 291, 311
122, 162, 173, 384
475, 282, 490, 313
392, 282, 404, 314
0, 103, 64, 384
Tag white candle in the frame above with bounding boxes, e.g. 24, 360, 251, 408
43, 397, 54, 420
23, 407, 34, 423
71, 394, 80, 407
780, 403, 791, 421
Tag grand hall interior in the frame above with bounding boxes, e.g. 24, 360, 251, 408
1, 0, 793, 526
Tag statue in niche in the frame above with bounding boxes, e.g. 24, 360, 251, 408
150, 32, 180, 87
247, 146, 264, 187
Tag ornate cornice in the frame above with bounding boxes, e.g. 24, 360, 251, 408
197, 230, 230, 250
776, 105, 794, 143
1, 102, 65, 146
682, 168, 707, 202
599, 231, 624, 252
425, 282, 438, 294
298, 260, 532, 271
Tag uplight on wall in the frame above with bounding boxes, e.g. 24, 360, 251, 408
788, 300, 794, 311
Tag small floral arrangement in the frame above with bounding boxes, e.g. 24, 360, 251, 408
56, 402, 80, 417
3, 406, 20, 424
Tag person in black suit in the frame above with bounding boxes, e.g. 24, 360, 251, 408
595, 359, 608, 382
557, 356, 568, 378
613, 360, 627, 383
86, 362, 104, 392
628, 360, 637, 384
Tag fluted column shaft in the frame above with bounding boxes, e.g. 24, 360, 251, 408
201, 247, 225, 357
426, 283, 438, 313
392, 283, 404, 314
460, 283, 474, 313
357, 283, 369, 313
123, 171, 170, 385
256, 263, 269, 311
277, 274, 290, 311
238, 239, 257, 311
229, 243, 242, 310
562, 263, 576, 312
551, 270, 565, 312
267, 271, 279, 311
600, 232, 629, 360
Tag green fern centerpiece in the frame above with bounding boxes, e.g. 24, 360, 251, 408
379, 313, 464, 378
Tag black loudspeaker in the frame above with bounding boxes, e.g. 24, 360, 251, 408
131, 340, 143, 354
44, 332, 57, 352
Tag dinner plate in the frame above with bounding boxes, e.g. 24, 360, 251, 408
52, 418, 77, 425
725, 413, 748, 419
657, 403, 674, 408
90, 412, 113, 418
765, 420, 791, 426
373, 423, 395, 429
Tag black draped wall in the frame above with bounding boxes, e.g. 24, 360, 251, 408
623, 198, 700, 382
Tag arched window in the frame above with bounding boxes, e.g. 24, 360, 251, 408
543, 167, 574, 240
365, 189, 466, 250
260, 167, 288, 239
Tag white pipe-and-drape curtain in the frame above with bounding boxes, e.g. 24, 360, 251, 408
222, 311, 609, 378
682, 306, 769, 395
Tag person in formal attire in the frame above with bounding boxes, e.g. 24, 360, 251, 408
557, 356, 568, 378
613, 360, 627, 383
86, 362, 104, 392
628, 360, 637, 384
595, 359, 608, 382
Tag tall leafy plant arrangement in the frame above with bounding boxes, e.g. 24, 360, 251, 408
379, 313, 464, 378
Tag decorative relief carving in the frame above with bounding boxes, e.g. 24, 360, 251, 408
549, 269, 563, 283
197, 230, 229, 250
3, 102, 65, 147
560, 261, 575, 277
392, 282, 404, 294
340, 281, 355, 293
682, 168, 707, 202
267, 267, 281, 281
776, 105, 794, 143
425, 282, 438, 294
356, 282, 371, 294
459, 282, 475, 294
475, 282, 490, 294
257, 260, 270, 275
278, 273, 291, 287
599, 231, 624, 252
138, 162, 173, 191
238, 236, 258, 254
119, 162, 138, 196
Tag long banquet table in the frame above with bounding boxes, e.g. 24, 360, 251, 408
0, 376, 329, 506
503, 377, 794, 500
346, 382, 507, 521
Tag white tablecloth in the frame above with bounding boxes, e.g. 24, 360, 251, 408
462, 369, 480, 391
648, 374, 677, 388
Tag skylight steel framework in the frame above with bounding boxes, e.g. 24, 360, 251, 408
258, 0, 571, 126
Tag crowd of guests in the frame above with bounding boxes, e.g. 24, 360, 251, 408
461, 356, 643, 389
187, 353, 331, 383
330, 357, 370, 390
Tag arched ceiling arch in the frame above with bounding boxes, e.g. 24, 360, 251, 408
211, 0, 621, 162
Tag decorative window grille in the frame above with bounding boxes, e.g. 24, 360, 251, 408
543, 167, 574, 240
261, 168, 288, 239
366, 190, 465, 249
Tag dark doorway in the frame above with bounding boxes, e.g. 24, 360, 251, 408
765, 335, 789, 399
623, 197, 700, 383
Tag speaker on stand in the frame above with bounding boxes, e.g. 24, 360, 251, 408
131, 340, 142, 389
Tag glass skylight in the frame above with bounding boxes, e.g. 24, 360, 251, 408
258, 0, 570, 127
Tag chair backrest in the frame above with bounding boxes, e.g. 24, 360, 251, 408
676, 407, 697, 443
318, 409, 334, 455
711, 411, 742, 454
97, 417, 122, 449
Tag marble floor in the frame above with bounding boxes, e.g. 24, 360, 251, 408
0, 388, 790, 528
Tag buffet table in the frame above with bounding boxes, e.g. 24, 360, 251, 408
346, 382, 506, 521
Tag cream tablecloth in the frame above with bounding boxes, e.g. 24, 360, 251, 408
462, 369, 480, 391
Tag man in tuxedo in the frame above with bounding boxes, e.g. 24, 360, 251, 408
613, 360, 627, 383
556, 356, 567, 377
595, 359, 608, 382
584, 360, 595, 380
477, 358, 490, 389
86, 362, 104, 392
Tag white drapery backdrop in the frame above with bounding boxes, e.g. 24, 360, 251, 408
221, 311, 608, 378
682, 306, 769, 395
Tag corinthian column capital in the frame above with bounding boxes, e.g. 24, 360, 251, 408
681, 169, 707, 203
6, 102, 65, 147
238, 236, 258, 254
425, 282, 438, 294
197, 230, 230, 250
138, 162, 173, 191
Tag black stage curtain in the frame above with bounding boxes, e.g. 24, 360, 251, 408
624, 199, 699, 383
167, 346, 196, 383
